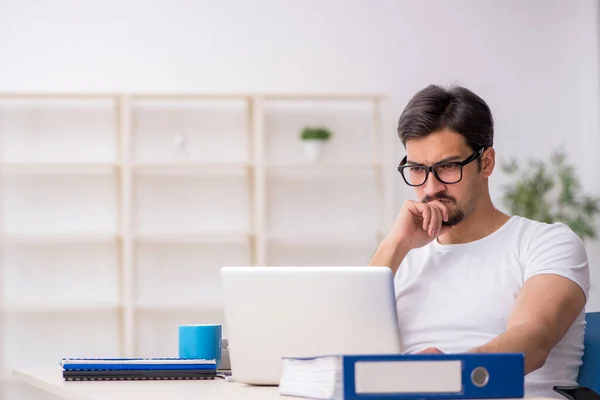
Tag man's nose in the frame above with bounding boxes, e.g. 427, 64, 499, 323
422, 172, 446, 196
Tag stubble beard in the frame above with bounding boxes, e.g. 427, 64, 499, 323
443, 209, 465, 226
421, 193, 465, 227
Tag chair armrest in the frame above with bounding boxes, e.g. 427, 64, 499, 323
554, 385, 600, 400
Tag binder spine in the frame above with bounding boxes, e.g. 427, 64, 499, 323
341, 353, 524, 400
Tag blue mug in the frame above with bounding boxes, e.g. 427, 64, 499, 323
178, 324, 222, 368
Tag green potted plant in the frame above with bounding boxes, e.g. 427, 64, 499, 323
501, 149, 600, 241
300, 126, 332, 161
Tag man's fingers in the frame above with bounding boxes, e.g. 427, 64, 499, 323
408, 200, 450, 236
430, 200, 449, 222
428, 206, 440, 237
421, 205, 430, 231
436, 207, 445, 236
440, 203, 449, 222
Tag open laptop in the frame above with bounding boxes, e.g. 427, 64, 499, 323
220, 266, 402, 385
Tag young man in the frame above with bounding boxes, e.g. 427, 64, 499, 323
370, 84, 589, 399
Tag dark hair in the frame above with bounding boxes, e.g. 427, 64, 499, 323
397, 84, 494, 151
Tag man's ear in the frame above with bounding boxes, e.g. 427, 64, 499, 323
481, 147, 495, 178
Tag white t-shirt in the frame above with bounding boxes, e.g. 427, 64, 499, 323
394, 215, 590, 399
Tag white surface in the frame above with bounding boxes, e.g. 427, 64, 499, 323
12, 367, 288, 400
12, 367, 559, 400
220, 266, 402, 385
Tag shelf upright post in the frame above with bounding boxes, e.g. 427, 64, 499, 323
372, 97, 384, 242
117, 95, 135, 357
250, 96, 267, 265
381, 97, 396, 237
0, 96, 4, 382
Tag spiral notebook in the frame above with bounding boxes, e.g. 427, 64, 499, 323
60, 357, 217, 381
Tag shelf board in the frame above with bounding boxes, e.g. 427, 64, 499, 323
263, 93, 383, 101
130, 93, 251, 101
133, 231, 252, 243
134, 302, 222, 312
0, 92, 383, 100
267, 161, 381, 169
266, 231, 382, 246
0, 232, 119, 244
1, 302, 121, 313
0, 162, 118, 175
0, 93, 118, 99
131, 162, 250, 175
266, 162, 383, 177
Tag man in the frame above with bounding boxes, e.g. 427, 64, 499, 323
369, 84, 589, 399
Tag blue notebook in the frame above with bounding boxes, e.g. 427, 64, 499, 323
278, 353, 524, 400
60, 357, 217, 371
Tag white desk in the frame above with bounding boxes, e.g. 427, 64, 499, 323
12, 368, 286, 400
13, 367, 562, 400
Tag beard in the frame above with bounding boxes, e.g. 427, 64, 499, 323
421, 193, 465, 226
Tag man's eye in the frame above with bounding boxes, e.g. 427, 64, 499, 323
438, 164, 459, 170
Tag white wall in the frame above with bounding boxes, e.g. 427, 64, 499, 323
1, 0, 600, 306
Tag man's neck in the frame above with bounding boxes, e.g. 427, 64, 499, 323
438, 200, 511, 245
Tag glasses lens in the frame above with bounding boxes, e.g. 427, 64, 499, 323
403, 166, 428, 186
434, 164, 462, 184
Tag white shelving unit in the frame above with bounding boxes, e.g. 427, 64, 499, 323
0, 93, 394, 400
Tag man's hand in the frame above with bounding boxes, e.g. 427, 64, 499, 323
416, 347, 444, 354
388, 199, 453, 250
369, 200, 453, 274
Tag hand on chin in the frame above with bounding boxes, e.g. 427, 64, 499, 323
416, 347, 444, 354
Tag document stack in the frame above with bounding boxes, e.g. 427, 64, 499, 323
60, 357, 217, 381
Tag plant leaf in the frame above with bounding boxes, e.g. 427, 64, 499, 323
501, 149, 600, 241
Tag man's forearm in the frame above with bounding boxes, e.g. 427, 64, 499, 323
467, 323, 551, 374
369, 238, 410, 275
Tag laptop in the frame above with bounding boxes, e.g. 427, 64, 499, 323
220, 266, 402, 385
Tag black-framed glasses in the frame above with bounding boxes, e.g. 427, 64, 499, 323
397, 147, 485, 187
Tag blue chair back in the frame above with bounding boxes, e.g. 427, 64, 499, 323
578, 312, 600, 392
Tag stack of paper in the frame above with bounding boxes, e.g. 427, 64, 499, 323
60, 357, 217, 381
279, 356, 343, 400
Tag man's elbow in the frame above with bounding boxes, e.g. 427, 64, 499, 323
526, 346, 550, 374
521, 323, 554, 374
526, 325, 555, 373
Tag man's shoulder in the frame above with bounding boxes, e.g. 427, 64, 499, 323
487, 215, 586, 269
512, 216, 590, 299
509, 215, 584, 248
